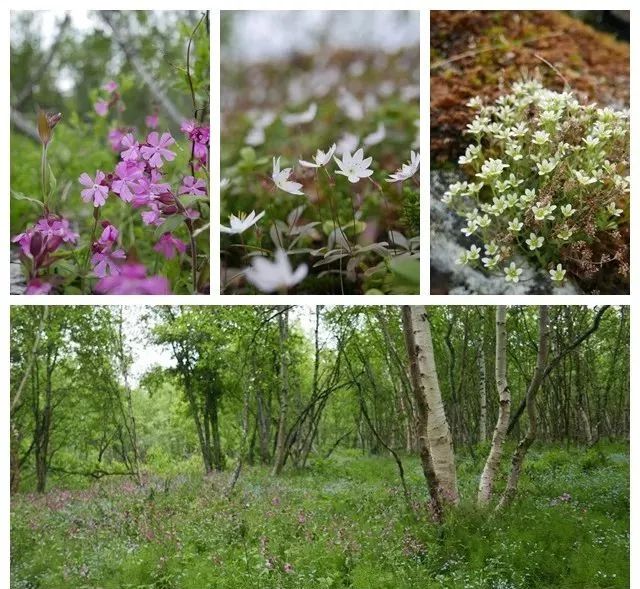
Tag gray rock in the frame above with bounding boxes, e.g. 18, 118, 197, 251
430, 170, 580, 295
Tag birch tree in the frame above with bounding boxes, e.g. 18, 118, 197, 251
404, 306, 459, 505
271, 306, 290, 476
477, 306, 510, 506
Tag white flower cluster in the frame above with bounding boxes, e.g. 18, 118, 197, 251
444, 80, 629, 285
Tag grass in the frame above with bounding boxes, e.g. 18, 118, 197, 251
11, 443, 629, 588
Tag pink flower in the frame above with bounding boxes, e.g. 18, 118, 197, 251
103, 80, 118, 93
112, 161, 143, 203
145, 113, 159, 129
35, 216, 78, 244
140, 132, 176, 168
98, 222, 119, 245
179, 176, 207, 196
94, 100, 109, 117
26, 279, 52, 295
91, 248, 126, 277
154, 232, 187, 259
108, 128, 125, 151
120, 133, 140, 161
79, 171, 109, 207
95, 263, 171, 295
141, 204, 163, 226
184, 208, 200, 221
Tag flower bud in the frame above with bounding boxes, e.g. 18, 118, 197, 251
37, 109, 62, 147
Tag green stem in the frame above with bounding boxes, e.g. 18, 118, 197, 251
82, 211, 101, 294
41, 144, 48, 210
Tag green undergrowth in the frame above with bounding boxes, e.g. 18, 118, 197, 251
11, 443, 629, 589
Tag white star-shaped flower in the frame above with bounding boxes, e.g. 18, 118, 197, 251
334, 149, 374, 183
387, 151, 420, 183
220, 210, 265, 235
299, 144, 336, 168
272, 157, 304, 195
282, 103, 317, 127
244, 249, 308, 293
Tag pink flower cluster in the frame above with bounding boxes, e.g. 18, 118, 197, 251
181, 120, 210, 170
94, 81, 121, 118
77, 127, 207, 284
12, 214, 79, 294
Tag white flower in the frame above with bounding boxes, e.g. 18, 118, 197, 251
461, 222, 478, 237
336, 133, 360, 156
525, 233, 545, 250
477, 214, 491, 228
482, 255, 501, 269
464, 182, 483, 196
245, 126, 266, 146
574, 170, 598, 185
387, 151, 420, 183
560, 204, 576, 217
456, 251, 470, 265
220, 210, 266, 234
282, 103, 317, 126
466, 96, 483, 109
532, 203, 556, 221
458, 144, 481, 165
536, 158, 558, 176
505, 142, 523, 161
272, 157, 304, 195
549, 263, 566, 282
467, 245, 481, 260
335, 149, 374, 183
582, 134, 600, 148
606, 202, 623, 217
299, 144, 337, 168
363, 122, 386, 146
509, 122, 529, 137
476, 158, 509, 181
244, 249, 308, 292
484, 241, 499, 256
532, 130, 550, 145
504, 262, 523, 283
508, 217, 523, 232
466, 117, 489, 135
557, 227, 574, 240
521, 188, 536, 205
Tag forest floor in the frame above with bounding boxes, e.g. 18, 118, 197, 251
11, 443, 629, 589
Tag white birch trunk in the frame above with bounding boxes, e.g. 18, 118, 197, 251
477, 306, 510, 506
409, 306, 459, 504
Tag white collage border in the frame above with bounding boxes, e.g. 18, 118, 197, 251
1, 2, 636, 586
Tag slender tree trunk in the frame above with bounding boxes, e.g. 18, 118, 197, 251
477, 306, 511, 506
408, 306, 459, 504
497, 306, 550, 510
272, 307, 290, 476
479, 347, 487, 443
401, 307, 444, 518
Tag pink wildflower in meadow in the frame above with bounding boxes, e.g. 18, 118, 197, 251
140, 132, 176, 168
79, 171, 109, 207
154, 233, 187, 259
95, 262, 171, 295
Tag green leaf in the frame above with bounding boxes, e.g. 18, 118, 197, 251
11, 190, 45, 209
154, 214, 186, 239
48, 163, 57, 197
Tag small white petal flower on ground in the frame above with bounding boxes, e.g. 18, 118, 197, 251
272, 157, 304, 196
244, 249, 308, 293
525, 233, 545, 250
557, 227, 574, 241
508, 218, 524, 232
334, 149, 374, 183
467, 245, 481, 260
336, 133, 359, 156
386, 151, 420, 183
606, 202, 623, 217
282, 103, 317, 126
461, 222, 478, 237
574, 170, 598, 185
299, 144, 336, 168
482, 255, 501, 269
504, 262, 523, 283
549, 263, 566, 282
560, 204, 575, 217
220, 210, 265, 235
363, 123, 386, 146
